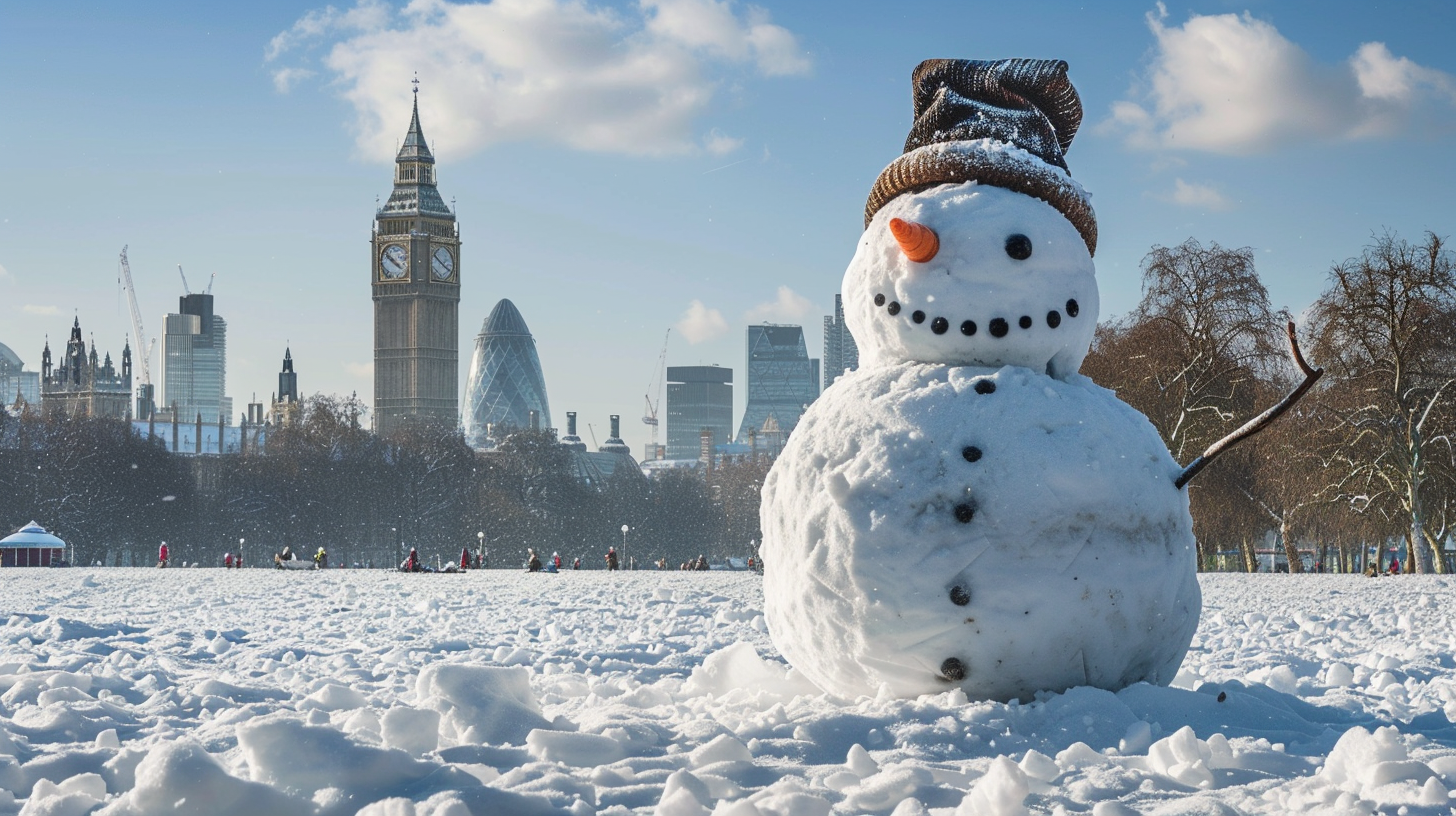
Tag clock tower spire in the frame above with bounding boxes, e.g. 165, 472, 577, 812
372, 78, 461, 433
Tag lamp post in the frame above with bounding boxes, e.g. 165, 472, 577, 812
392, 526, 399, 568
477, 531, 484, 570
620, 524, 629, 571
239, 538, 245, 569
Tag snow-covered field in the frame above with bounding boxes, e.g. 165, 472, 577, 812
0, 570, 1453, 816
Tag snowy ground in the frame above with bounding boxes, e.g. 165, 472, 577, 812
0, 570, 1453, 816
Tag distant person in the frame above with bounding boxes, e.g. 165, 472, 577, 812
572, 558, 580, 570
657, 558, 667, 570
157, 542, 169, 568
281, 545, 295, 562
527, 549, 542, 572
402, 547, 420, 572
460, 547, 471, 570
223, 553, 234, 569
696, 554, 709, 571
314, 547, 327, 569
1365, 561, 1379, 578
606, 547, 619, 571
1390, 557, 1401, 575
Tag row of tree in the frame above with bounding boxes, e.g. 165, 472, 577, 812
1083, 230, 1455, 573
0, 394, 771, 570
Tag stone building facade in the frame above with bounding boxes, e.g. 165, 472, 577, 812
372, 89, 460, 433
40, 318, 132, 420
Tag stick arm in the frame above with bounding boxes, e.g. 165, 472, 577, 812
1175, 321, 1324, 490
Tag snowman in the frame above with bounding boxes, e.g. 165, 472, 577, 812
760, 59, 1203, 702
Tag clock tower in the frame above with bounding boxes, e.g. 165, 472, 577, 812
372, 85, 460, 433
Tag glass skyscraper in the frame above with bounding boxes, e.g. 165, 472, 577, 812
158, 293, 231, 425
462, 299, 551, 449
0, 342, 40, 406
735, 324, 819, 448
666, 366, 732, 460
822, 293, 859, 390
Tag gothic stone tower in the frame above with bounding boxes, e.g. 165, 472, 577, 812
372, 88, 460, 433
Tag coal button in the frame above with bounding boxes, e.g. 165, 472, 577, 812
941, 657, 967, 681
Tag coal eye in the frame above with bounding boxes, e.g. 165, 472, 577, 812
1005, 234, 1032, 261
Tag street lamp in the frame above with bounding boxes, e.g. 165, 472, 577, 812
239, 538, 245, 569
477, 531, 484, 570
620, 524, 629, 571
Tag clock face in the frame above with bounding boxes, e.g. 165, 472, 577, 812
380, 244, 408, 279
431, 246, 455, 280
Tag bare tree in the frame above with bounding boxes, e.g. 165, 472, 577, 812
1307, 231, 1456, 573
1085, 238, 1288, 568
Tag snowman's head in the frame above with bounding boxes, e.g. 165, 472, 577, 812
844, 181, 1097, 378
848, 58, 1100, 378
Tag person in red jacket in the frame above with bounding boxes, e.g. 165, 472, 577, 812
402, 548, 420, 572
606, 547, 619, 571
158, 542, 169, 568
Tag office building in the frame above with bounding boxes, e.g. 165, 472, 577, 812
822, 293, 859, 390
462, 299, 551, 449
158, 292, 231, 425
665, 366, 732, 460
0, 342, 41, 407
735, 324, 819, 448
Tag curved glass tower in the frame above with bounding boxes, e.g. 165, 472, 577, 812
462, 299, 551, 448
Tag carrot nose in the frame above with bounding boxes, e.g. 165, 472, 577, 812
889, 218, 939, 263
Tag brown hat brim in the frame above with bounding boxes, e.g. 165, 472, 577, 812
865, 140, 1098, 256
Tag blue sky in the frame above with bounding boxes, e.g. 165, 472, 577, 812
3, 0, 1454, 456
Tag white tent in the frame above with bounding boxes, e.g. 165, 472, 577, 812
1, 521, 66, 567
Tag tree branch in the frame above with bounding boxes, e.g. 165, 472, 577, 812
1176, 321, 1324, 489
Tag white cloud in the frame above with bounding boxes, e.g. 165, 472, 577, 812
641, 0, 810, 76
265, 0, 391, 61
1105, 4, 1456, 153
675, 299, 728, 344
267, 0, 810, 160
271, 67, 316, 93
23, 304, 59, 316
702, 128, 744, 156
1163, 178, 1233, 211
0, 262, 9, 282
744, 285, 813, 324
345, 361, 374, 378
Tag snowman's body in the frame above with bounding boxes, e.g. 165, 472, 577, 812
760, 181, 1200, 701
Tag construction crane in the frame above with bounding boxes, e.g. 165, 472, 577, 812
118, 246, 156, 417
642, 329, 670, 457
177, 264, 191, 295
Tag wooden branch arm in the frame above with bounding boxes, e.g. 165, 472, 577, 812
1175, 321, 1323, 490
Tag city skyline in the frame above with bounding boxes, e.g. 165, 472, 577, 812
3, 1, 1454, 455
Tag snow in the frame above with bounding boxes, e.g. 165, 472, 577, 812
0, 570, 1451, 815
761, 363, 1199, 701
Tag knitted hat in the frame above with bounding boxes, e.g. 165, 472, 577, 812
864, 58, 1098, 255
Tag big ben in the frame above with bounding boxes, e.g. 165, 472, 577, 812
372, 85, 460, 433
